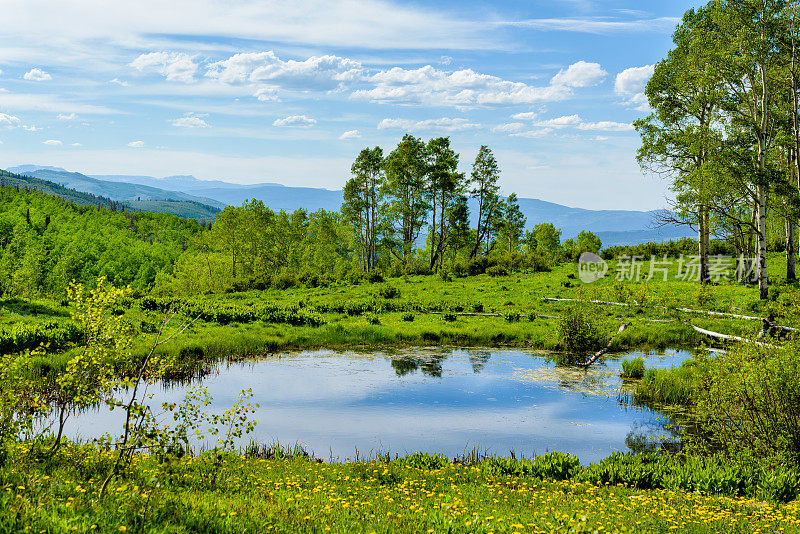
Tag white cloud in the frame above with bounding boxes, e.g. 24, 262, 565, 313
170, 113, 210, 128
206, 51, 363, 92
110, 78, 129, 86
43, 139, 62, 146
511, 111, 538, 120
273, 115, 316, 128
615, 65, 654, 111
130, 52, 198, 83
550, 61, 607, 88
577, 121, 634, 131
378, 117, 481, 132
0, 0, 491, 61
339, 129, 361, 140
0, 113, 22, 129
530, 114, 582, 128
127, 140, 145, 147
24, 68, 52, 81
22, 125, 41, 131
493, 122, 525, 133
509, 128, 555, 139
0, 92, 117, 115
253, 86, 280, 101
503, 17, 680, 34
352, 64, 581, 107
70, 142, 82, 146
58, 113, 77, 120
497, 114, 633, 136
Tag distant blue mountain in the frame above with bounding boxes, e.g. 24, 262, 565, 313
9, 165, 695, 245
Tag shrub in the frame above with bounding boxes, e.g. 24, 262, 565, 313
402, 313, 415, 322
365, 313, 381, 325
503, 311, 520, 323
442, 312, 457, 322
694, 339, 800, 466
377, 284, 400, 299
486, 265, 508, 277
471, 303, 484, 313
365, 271, 384, 284
273, 271, 297, 290
555, 306, 602, 363
621, 357, 645, 379
468, 257, 489, 276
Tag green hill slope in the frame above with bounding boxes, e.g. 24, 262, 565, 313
0, 169, 220, 221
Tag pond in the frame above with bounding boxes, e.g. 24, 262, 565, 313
63, 348, 692, 463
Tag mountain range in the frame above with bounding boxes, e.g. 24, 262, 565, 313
6, 165, 694, 246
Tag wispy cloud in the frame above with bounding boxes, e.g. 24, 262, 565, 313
378, 117, 482, 132
273, 115, 316, 128
500, 17, 679, 34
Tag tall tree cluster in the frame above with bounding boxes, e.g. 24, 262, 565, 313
637, 0, 800, 299
342, 137, 526, 273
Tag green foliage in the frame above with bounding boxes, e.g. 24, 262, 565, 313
481, 452, 580, 481
620, 357, 645, 379
399, 452, 450, 470
401, 313, 415, 322
635, 358, 701, 407
0, 181, 200, 297
441, 312, 457, 322
693, 337, 800, 466
377, 284, 400, 299
555, 306, 602, 362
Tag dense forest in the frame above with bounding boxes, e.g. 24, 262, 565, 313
0, 139, 610, 298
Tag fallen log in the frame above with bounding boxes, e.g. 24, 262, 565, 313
691, 325, 778, 349
577, 322, 629, 369
543, 297, 766, 322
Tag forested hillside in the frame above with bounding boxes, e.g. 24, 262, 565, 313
0, 182, 201, 296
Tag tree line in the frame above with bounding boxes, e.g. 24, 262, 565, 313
638, 0, 800, 299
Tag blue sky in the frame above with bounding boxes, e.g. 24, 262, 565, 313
0, 0, 700, 210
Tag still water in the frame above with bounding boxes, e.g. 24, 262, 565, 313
65, 348, 691, 463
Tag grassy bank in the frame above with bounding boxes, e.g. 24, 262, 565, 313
3, 445, 800, 533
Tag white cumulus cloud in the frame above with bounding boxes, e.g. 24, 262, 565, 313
273, 115, 316, 128
0, 113, 22, 129
127, 140, 145, 147
24, 68, 52, 81
110, 78, 130, 86
378, 117, 482, 132
615, 65, 654, 111
206, 51, 363, 93
130, 52, 198, 83
339, 129, 361, 140
550, 61, 607, 88
253, 86, 280, 101
353, 61, 602, 107
170, 113, 210, 128
577, 121, 634, 131
58, 113, 77, 120
43, 139, 62, 146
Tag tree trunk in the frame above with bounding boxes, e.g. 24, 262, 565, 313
756, 185, 768, 300
787, 218, 797, 282
699, 204, 710, 284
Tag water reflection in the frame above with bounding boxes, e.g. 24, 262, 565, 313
62, 348, 694, 463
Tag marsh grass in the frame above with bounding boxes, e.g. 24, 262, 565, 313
3, 443, 800, 533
